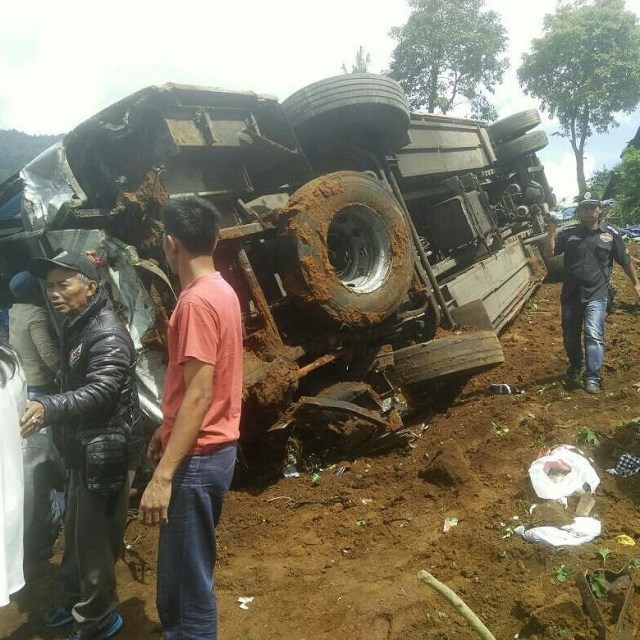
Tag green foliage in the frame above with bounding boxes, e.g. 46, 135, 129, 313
598, 546, 612, 565
587, 570, 608, 598
577, 426, 600, 446
491, 421, 509, 437
614, 147, 640, 225
518, 0, 640, 194
342, 46, 371, 74
388, 0, 508, 119
553, 564, 571, 582
0, 129, 63, 184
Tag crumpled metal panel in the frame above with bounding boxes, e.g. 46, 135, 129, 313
20, 142, 86, 231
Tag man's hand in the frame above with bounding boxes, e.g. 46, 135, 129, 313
138, 475, 172, 526
147, 426, 164, 463
20, 400, 45, 438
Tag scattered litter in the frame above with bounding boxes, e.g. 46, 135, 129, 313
614, 534, 636, 546
361, 498, 373, 505
332, 466, 349, 476
490, 383, 512, 394
311, 472, 321, 486
238, 596, 254, 610
516, 516, 601, 546
575, 494, 596, 517
528, 445, 600, 499
341, 547, 352, 555
607, 453, 640, 477
443, 517, 459, 533
265, 496, 293, 503
283, 466, 300, 478
356, 518, 368, 527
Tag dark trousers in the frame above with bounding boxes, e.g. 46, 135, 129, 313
157, 444, 237, 640
61, 469, 133, 636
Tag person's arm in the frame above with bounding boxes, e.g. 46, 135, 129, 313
138, 358, 214, 525
28, 309, 60, 373
612, 233, 640, 299
623, 262, 640, 299
543, 220, 558, 258
20, 331, 132, 437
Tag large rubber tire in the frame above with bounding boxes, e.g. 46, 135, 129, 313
496, 130, 548, 164
276, 171, 414, 327
392, 331, 505, 387
282, 74, 410, 152
489, 109, 541, 144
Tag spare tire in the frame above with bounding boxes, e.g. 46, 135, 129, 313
496, 130, 548, 164
392, 331, 505, 387
282, 74, 410, 152
276, 171, 414, 327
489, 109, 541, 144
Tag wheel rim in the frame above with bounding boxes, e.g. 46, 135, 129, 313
327, 205, 391, 293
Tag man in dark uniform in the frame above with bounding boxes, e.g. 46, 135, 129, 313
545, 194, 640, 393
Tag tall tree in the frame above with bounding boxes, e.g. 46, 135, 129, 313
387, 0, 508, 120
342, 46, 371, 74
518, 0, 640, 195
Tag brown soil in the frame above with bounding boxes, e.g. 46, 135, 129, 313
4, 265, 640, 639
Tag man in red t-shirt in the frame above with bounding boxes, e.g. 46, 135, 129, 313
139, 196, 242, 640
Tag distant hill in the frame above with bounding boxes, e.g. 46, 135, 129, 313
0, 129, 63, 184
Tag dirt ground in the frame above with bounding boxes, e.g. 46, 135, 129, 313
4, 255, 640, 640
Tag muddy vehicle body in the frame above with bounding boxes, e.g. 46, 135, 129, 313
0, 76, 553, 474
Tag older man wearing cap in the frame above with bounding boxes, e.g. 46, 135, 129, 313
545, 193, 640, 393
8, 270, 64, 573
19, 250, 143, 640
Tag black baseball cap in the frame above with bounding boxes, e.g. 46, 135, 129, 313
577, 191, 601, 210
30, 250, 99, 281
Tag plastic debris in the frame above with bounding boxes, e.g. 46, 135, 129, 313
356, 518, 368, 527
311, 472, 321, 486
490, 383, 512, 394
528, 445, 600, 499
516, 517, 601, 546
238, 596, 254, 610
443, 517, 459, 533
283, 465, 300, 478
614, 534, 636, 546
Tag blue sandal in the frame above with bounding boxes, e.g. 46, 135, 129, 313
66, 612, 123, 640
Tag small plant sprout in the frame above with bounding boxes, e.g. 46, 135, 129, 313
553, 564, 571, 583
598, 547, 612, 566
491, 421, 509, 437
577, 426, 600, 446
626, 557, 640, 569
588, 570, 608, 598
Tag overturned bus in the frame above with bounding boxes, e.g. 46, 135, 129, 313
0, 75, 553, 474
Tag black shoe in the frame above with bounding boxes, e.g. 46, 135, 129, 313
585, 380, 601, 394
564, 367, 582, 387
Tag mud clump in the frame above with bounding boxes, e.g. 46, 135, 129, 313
420, 445, 473, 487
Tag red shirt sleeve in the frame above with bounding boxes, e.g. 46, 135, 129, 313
175, 302, 220, 366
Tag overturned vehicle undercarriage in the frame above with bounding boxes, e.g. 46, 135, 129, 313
0, 75, 554, 476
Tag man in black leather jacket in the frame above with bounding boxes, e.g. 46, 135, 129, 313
20, 250, 143, 640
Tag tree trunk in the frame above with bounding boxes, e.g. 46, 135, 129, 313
571, 140, 587, 197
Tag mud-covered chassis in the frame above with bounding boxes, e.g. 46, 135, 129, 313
0, 77, 553, 473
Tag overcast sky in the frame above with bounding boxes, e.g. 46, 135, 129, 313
1, 0, 640, 202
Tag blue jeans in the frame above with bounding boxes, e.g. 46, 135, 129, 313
561, 298, 607, 383
157, 444, 237, 640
